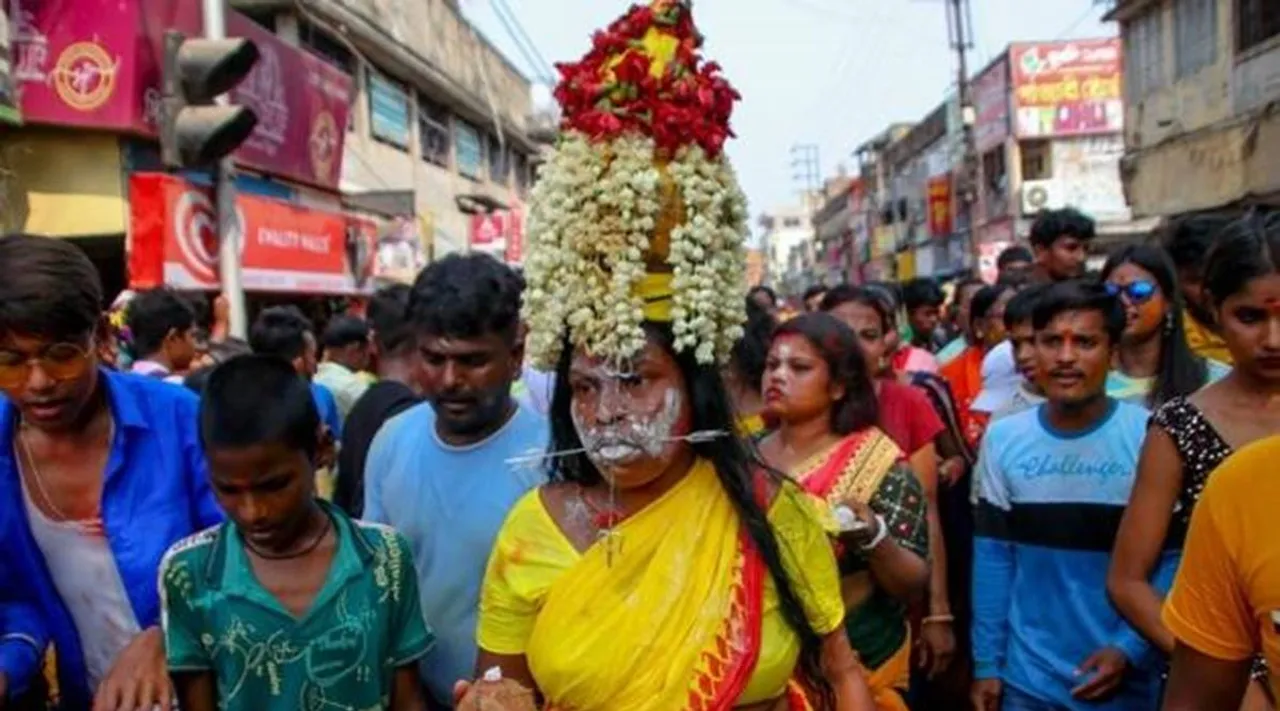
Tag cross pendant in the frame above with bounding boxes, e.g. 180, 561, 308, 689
598, 528, 623, 566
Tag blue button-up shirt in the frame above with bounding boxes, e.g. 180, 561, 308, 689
0, 370, 222, 708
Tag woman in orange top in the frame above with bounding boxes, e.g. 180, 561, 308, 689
940, 284, 1017, 447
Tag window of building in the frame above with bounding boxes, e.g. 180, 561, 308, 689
1125, 8, 1166, 101
1175, 0, 1217, 77
1020, 140, 1052, 181
418, 97, 451, 167
241, 9, 277, 33
1237, 0, 1280, 54
368, 69, 411, 149
513, 153, 530, 196
454, 118, 485, 180
488, 134, 510, 186
782, 217, 803, 228
983, 147, 1007, 193
298, 21, 358, 133
299, 20, 355, 74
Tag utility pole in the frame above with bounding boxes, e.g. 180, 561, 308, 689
203, 0, 247, 339
790, 143, 821, 207
946, 0, 980, 268
161, 18, 257, 338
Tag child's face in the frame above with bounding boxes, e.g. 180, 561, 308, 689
208, 440, 328, 551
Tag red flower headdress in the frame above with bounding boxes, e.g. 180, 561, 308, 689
521, 0, 750, 369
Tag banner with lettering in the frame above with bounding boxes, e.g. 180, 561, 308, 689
128, 173, 377, 295
926, 175, 953, 238
1010, 39, 1123, 139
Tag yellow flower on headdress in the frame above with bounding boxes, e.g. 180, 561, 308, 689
522, 0, 749, 369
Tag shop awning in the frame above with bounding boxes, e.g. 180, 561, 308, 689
127, 173, 380, 295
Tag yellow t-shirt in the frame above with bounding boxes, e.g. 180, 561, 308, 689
1163, 435, 1280, 699
478, 481, 844, 706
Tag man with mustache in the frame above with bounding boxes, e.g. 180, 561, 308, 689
363, 253, 546, 709
970, 281, 1175, 711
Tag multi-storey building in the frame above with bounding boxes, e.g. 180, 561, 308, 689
1, 0, 539, 303
759, 198, 818, 290
1107, 0, 1279, 217
233, 0, 540, 258
968, 38, 1155, 281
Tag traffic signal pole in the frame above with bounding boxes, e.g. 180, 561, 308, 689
202, 0, 247, 340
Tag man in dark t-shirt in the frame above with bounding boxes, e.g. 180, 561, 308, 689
334, 285, 422, 516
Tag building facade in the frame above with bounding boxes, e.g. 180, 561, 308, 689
0, 0, 539, 304
810, 174, 856, 287
854, 123, 913, 283
1108, 0, 1280, 217
759, 198, 818, 291
234, 0, 539, 258
969, 39, 1154, 281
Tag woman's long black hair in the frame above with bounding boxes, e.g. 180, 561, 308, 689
773, 312, 879, 435
729, 296, 779, 395
1101, 244, 1208, 408
546, 322, 834, 706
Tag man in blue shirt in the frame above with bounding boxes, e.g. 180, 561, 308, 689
0, 234, 222, 710
364, 254, 547, 707
971, 280, 1173, 711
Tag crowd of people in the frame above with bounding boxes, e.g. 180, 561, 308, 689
734, 206, 1280, 711
2, 2, 1280, 710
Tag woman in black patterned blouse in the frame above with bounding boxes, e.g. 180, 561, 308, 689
1108, 211, 1280, 710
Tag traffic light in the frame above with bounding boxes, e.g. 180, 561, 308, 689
160, 30, 260, 169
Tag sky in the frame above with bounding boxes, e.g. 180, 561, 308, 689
461, 0, 1115, 229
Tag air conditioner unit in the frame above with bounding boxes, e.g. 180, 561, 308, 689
1020, 180, 1063, 216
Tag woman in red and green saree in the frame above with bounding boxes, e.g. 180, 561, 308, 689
758, 313, 931, 711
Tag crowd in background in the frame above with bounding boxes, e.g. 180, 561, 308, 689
0, 204, 1278, 711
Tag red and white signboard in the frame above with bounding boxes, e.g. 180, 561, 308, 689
128, 173, 377, 295
468, 207, 526, 266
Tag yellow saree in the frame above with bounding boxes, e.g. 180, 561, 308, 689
478, 459, 845, 710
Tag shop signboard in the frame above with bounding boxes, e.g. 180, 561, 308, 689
972, 54, 1011, 154
1010, 39, 1123, 139
0, 4, 18, 124
373, 216, 430, 286
468, 208, 526, 265
11, 0, 352, 190
128, 173, 377, 294
926, 175, 953, 239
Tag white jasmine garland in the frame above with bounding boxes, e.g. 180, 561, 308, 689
522, 132, 750, 369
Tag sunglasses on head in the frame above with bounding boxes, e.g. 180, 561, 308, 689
1106, 280, 1158, 305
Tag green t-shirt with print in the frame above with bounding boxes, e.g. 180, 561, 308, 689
160, 503, 433, 711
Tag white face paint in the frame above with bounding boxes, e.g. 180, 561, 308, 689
570, 366, 685, 477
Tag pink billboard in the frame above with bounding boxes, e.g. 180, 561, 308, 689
10, 0, 352, 191
1009, 39, 1123, 139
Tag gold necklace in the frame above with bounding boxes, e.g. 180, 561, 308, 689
17, 418, 114, 523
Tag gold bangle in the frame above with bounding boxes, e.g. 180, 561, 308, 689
922, 614, 954, 625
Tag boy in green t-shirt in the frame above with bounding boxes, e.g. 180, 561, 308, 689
160, 355, 433, 711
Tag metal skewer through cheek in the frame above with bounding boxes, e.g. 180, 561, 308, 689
504, 429, 729, 466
